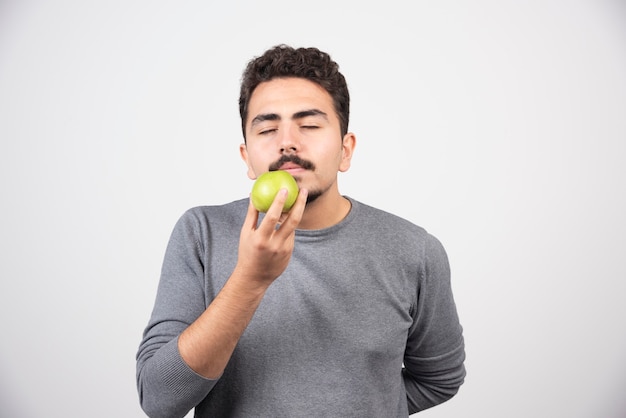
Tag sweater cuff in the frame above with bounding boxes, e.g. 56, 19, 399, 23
155, 337, 219, 403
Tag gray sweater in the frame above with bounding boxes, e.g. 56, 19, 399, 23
136, 197, 465, 418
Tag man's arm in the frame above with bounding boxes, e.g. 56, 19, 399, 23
136, 188, 307, 418
403, 233, 466, 413
178, 187, 308, 378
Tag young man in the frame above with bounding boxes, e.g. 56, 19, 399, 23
136, 44, 466, 418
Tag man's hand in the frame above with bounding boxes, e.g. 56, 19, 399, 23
235, 186, 308, 288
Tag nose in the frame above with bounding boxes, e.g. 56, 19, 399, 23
281, 144, 297, 154
278, 126, 299, 154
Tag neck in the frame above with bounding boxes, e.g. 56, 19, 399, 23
297, 190, 351, 230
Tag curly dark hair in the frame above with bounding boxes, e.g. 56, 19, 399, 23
239, 44, 350, 141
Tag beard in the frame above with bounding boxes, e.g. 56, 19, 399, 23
305, 189, 322, 205
299, 181, 334, 206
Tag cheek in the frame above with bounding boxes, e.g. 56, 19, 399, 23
314, 142, 343, 161
315, 151, 344, 176
243, 153, 262, 179
244, 146, 268, 167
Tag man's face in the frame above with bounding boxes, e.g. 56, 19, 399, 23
240, 77, 354, 203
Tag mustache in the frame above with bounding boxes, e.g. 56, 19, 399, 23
268, 154, 315, 172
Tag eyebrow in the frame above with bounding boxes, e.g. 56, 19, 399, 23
250, 108, 328, 127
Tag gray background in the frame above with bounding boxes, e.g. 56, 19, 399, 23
1, 1, 625, 417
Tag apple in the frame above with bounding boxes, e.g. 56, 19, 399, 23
250, 170, 299, 213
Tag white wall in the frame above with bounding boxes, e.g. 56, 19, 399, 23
1, 1, 625, 417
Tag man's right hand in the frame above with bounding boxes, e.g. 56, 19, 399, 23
235, 186, 308, 289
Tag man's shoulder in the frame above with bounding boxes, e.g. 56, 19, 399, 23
186, 198, 248, 214
348, 197, 428, 235
347, 197, 449, 254
178, 198, 249, 226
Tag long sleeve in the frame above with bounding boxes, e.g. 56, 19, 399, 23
135, 210, 218, 418
403, 233, 466, 413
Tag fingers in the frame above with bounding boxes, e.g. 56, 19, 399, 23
257, 188, 288, 233
259, 187, 308, 235
242, 195, 260, 232
279, 187, 307, 230
237, 187, 308, 286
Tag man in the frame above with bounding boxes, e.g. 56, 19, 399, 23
136, 44, 466, 418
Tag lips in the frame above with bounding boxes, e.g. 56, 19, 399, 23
279, 162, 303, 171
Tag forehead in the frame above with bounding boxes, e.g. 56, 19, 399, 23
248, 77, 335, 116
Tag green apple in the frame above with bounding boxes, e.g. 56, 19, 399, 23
250, 170, 299, 213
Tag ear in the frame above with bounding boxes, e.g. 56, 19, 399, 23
239, 143, 258, 180
338, 132, 356, 172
